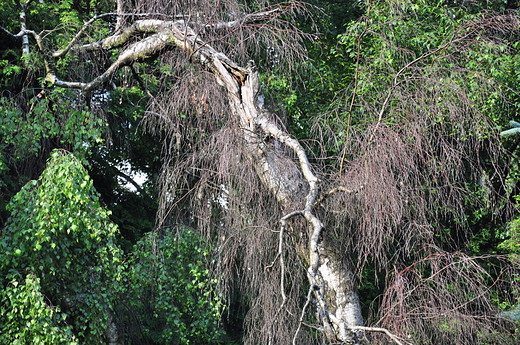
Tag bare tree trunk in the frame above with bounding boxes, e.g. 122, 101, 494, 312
7, 11, 366, 343
318, 249, 364, 342
172, 23, 365, 343
17, 0, 30, 56
222, 64, 364, 344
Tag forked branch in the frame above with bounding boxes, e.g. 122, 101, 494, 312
4, 3, 359, 343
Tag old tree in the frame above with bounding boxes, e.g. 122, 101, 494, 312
2, 0, 520, 344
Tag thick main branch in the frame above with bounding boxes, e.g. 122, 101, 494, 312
8, 7, 365, 343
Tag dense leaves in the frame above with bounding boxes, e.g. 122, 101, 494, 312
1, 0, 520, 344
0, 272, 78, 345
0, 150, 222, 343
120, 227, 223, 344
0, 150, 122, 343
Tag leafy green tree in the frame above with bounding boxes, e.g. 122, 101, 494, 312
119, 227, 223, 344
2, 0, 520, 344
0, 91, 106, 226
0, 150, 123, 343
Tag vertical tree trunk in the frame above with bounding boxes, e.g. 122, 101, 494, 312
188, 31, 365, 342
17, 0, 30, 56
30, 14, 367, 342
318, 249, 364, 342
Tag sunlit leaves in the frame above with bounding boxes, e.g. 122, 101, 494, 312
0, 150, 123, 343
0, 94, 104, 162
121, 227, 223, 344
0, 272, 78, 345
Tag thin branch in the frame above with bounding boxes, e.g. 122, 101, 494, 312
293, 285, 314, 345
277, 211, 303, 302
349, 325, 411, 345
0, 26, 86, 88
203, 8, 281, 31
253, 118, 331, 330
340, 15, 369, 173
129, 64, 155, 99
315, 185, 364, 206
265, 210, 303, 270
112, 167, 149, 198
52, 13, 119, 58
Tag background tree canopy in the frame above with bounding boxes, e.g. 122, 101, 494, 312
1, 0, 520, 344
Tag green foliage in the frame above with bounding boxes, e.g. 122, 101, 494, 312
0, 151, 223, 344
0, 92, 105, 223
0, 59, 22, 76
0, 95, 104, 162
259, 1, 362, 140
335, 0, 520, 124
499, 197, 520, 255
25, 0, 113, 32
120, 227, 223, 344
323, 1, 520, 342
0, 1, 18, 31
0, 150, 123, 343
0, 272, 78, 345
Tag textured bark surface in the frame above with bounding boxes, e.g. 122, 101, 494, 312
131, 15, 365, 343
170, 21, 365, 343
3, 9, 365, 343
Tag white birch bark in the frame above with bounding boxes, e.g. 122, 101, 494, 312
17, 0, 30, 56
7, 12, 366, 344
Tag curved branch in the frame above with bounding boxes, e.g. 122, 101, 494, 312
48, 21, 183, 91
53, 13, 181, 57
30, 5, 290, 93
203, 8, 281, 31
112, 167, 150, 198
349, 326, 411, 345
52, 13, 118, 58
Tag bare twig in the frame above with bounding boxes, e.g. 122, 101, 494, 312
349, 325, 411, 345
315, 185, 364, 205
292, 285, 314, 345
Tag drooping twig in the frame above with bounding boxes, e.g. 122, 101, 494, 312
349, 325, 411, 345
276, 210, 304, 302
292, 284, 314, 345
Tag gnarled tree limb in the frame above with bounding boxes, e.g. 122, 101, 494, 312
3, 5, 365, 343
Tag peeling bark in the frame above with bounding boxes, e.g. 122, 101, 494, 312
170, 22, 365, 343
319, 251, 364, 342
3, 9, 366, 344
17, 0, 30, 56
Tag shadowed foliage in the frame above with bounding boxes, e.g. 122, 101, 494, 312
1, 0, 520, 344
